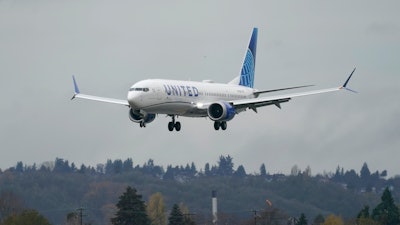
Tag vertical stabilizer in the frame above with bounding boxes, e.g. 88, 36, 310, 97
239, 27, 258, 88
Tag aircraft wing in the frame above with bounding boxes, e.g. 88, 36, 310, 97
253, 84, 314, 96
232, 68, 357, 111
71, 76, 129, 106
232, 87, 341, 111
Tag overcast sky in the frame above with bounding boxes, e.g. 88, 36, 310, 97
1, 1, 399, 176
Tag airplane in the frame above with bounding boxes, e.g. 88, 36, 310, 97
71, 27, 357, 132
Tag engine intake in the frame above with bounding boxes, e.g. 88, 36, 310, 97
129, 109, 155, 124
207, 102, 236, 121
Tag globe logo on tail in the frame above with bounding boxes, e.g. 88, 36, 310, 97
240, 49, 255, 88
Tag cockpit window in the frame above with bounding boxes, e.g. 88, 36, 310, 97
129, 87, 149, 92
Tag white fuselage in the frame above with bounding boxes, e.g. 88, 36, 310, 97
127, 79, 255, 117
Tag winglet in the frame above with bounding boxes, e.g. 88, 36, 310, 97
340, 68, 357, 93
71, 75, 80, 100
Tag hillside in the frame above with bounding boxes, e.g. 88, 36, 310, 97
0, 157, 398, 225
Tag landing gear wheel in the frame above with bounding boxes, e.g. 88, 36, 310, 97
168, 122, 174, 131
175, 122, 181, 131
221, 121, 227, 130
168, 115, 181, 131
214, 121, 220, 130
140, 122, 146, 128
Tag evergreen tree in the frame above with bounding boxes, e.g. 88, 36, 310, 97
357, 205, 370, 219
234, 165, 246, 177
371, 187, 400, 225
190, 162, 197, 177
260, 163, 267, 176
296, 213, 308, 225
168, 204, 183, 225
204, 163, 211, 176
113, 159, 123, 174
217, 155, 234, 176
15, 161, 24, 173
164, 165, 174, 180
105, 159, 114, 174
123, 158, 134, 172
360, 162, 371, 180
111, 186, 150, 225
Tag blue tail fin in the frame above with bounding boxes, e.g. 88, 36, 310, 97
239, 27, 258, 88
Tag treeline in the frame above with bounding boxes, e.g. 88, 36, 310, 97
3, 156, 399, 195
1, 156, 400, 225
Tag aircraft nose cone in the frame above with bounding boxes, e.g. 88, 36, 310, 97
127, 91, 140, 109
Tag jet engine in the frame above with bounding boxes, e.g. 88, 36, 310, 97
128, 108, 155, 124
207, 102, 236, 121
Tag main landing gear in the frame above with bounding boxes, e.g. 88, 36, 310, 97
214, 121, 227, 131
168, 115, 181, 132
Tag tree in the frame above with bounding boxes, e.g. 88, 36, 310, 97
304, 166, 311, 177
105, 159, 114, 174
296, 213, 308, 225
164, 165, 174, 180
0, 191, 24, 223
123, 158, 133, 172
15, 162, 24, 173
371, 187, 400, 225
217, 155, 234, 176
360, 162, 371, 180
234, 165, 246, 177
66, 212, 79, 225
357, 217, 380, 225
178, 203, 196, 225
204, 163, 211, 176
313, 214, 324, 225
357, 205, 370, 219
147, 193, 166, 225
111, 186, 150, 225
168, 204, 183, 225
291, 165, 301, 176
113, 159, 123, 174
2, 209, 51, 225
260, 163, 267, 176
322, 214, 343, 225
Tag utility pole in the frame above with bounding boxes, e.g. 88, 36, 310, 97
252, 209, 258, 225
77, 207, 86, 225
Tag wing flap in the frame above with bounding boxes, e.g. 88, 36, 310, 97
232, 87, 341, 110
253, 84, 314, 96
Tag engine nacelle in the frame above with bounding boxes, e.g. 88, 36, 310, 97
129, 109, 155, 124
207, 102, 236, 122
